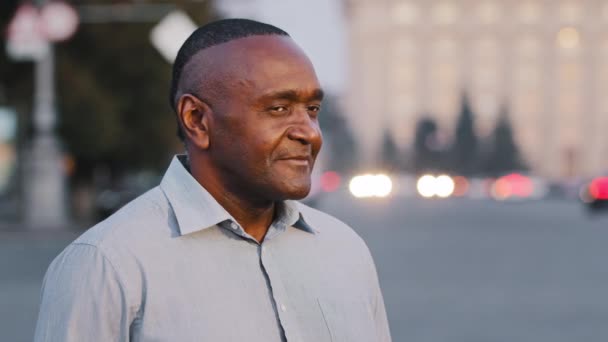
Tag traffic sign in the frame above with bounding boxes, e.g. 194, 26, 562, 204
40, 1, 79, 42
6, 4, 48, 61
150, 10, 197, 63
6, 1, 79, 61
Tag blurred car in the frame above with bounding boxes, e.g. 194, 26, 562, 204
95, 171, 161, 220
488, 173, 550, 201
580, 176, 608, 212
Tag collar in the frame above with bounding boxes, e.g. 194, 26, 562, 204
159, 155, 316, 236
278, 200, 317, 234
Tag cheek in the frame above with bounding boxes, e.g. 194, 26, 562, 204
238, 135, 277, 170
212, 127, 255, 169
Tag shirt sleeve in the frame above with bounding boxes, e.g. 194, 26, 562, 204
34, 243, 133, 342
366, 248, 392, 342
372, 272, 392, 342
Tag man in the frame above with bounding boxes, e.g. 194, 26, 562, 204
34, 19, 391, 341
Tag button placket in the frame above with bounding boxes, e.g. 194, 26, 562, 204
260, 244, 304, 342
222, 221, 260, 244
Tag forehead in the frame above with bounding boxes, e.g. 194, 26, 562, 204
189, 35, 321, 95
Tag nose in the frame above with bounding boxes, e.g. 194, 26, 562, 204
287, 110, 322, 146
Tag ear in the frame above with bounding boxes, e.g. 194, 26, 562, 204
177, 94, 211, 150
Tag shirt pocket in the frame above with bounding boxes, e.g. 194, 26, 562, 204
317, 298, 377, 342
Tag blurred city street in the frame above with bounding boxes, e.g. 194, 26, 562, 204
2, 1, 608, 340
3, 193, 608, 342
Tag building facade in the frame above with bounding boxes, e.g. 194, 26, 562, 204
344, 0, 608, 179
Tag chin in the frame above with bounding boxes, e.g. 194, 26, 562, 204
278, 181, 311, 200
286, 188, 310, 200
266, 172, 312, 200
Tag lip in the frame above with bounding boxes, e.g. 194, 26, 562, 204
277, 156, 312, 166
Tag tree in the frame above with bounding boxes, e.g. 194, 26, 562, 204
449, 93, 479, 175
380, 129, 399, 171
317, 97, 358, 173
1, 2, 216, 220
412, 116, 441, 173
1, 1, 215, 183
483, 105, 527, 176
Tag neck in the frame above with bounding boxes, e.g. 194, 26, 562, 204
188, 154, 276, 243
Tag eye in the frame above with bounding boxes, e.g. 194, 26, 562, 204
307, 105, 321, 116
269, 106, 289, 114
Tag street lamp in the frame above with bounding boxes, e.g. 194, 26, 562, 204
6, 1, 79, 229
6, 2, 194, 229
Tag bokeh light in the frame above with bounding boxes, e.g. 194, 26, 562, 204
435, 175, 455, 198
349, 174, 393, 198
452, 176, 469, 197
416, 175, 437, 198
557, 27, 580, 49
320, 171, 341, 193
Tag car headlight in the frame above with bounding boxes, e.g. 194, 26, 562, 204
349, 174, 393, 198
416, 174, 455, 198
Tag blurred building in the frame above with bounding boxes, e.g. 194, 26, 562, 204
215, 0, 347, 95
344, 0, 608, 179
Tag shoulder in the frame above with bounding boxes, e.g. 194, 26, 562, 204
74, 186, 172, 250
60, 186, 174, 282
45, 187, 171, 306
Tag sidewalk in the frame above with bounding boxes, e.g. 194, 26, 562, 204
0, 226, 77, 342
0, 219, 85, 236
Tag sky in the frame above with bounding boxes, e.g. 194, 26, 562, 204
214, 0, 347, 95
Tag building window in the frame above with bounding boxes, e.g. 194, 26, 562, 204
557, 27, 580, 50
519, 1, 541, 24
558, 1, 582, 23
477, 1, 500, 24
601, 39, 608, 56
602, 3, 608, 21
393, 37, 417, 56
514, 64, 541, 86
389, 97, 417, 115
430, 90, 459, 119
432, 2, 459, 25
392, 2, 420, 25
598, 66, 608, 86
432, 62, 459, 84
474, 66, 498, 88
433, 37, 457, 56
474, 95, 499, 118
518, 35, 540, 58
558, 93, 581, 114
513, 93, 542, 118
391, 63, 418, 92
475, 37, 499, 59
557, 61, 582, 121
394, 65, 417, 83
558, 62, 582, 85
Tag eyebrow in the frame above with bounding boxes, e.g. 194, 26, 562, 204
260, 88, 325, 102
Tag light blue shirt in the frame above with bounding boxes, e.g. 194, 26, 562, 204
34, 155, 391, 342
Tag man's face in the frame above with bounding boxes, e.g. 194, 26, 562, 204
199, 36, 323, 201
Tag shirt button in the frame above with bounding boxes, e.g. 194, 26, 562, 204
280, 304, 287, 312
230, 222, 238, 230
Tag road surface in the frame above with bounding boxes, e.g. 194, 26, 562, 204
2, 193, 608, 341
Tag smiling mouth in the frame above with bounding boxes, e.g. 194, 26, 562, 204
278, 156, 311, 167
